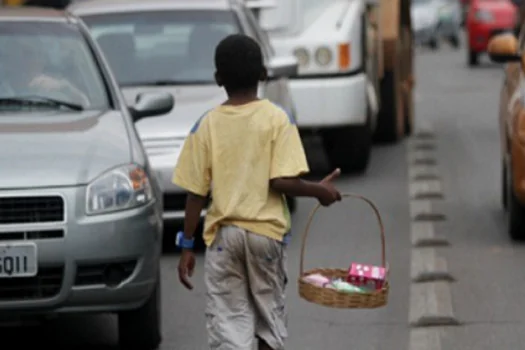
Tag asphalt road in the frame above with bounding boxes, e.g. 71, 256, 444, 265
1, 40, 519, 350
415, 44, 525, 348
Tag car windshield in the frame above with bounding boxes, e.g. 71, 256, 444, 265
260, 0, 340, 35
82, 10, 240, 86
0, 21, 109, 111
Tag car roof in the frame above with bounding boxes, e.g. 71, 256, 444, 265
0, 6, 74, 22
68, 0, 239, 16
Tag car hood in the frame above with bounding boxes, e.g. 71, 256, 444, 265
121, 85, 226, 167
0, 110, 130, 189
122, 85, 226, 141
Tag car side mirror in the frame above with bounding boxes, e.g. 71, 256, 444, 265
267, 56, 299, 79
488, 33, 521, 63
129, 92, 174, 122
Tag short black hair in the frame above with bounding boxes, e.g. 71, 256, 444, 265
214, 34, 265, 93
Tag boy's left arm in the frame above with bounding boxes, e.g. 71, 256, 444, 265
172, 122, 211, 241
172, 122, 211, 290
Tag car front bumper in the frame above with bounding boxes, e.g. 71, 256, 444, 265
0, 186, 162, 315
288, 71, 367, 129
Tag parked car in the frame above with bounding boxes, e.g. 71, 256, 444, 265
437, 0, 463, 48
411, 0, 462, 49
460, 0, 471, 25
68, 0, 300, 228
411, 0, 442, 49
487, 32, 525, 240
0, 7, 173, 349
257, 0, 381, 173
466, 0, 518, 66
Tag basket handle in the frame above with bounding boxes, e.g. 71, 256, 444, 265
299, 193, 386, 276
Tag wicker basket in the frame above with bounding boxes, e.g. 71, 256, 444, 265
297, 193, 389, 309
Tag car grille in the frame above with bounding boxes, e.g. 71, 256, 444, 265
0, 229, 64, 242
0, 266, 63, 301
0, 196, 64, 225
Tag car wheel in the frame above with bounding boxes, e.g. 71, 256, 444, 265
428, 37, 439, 50
449, 34, 460, 49
118, 276, 162, 350
507, 165, 525, 241
468, 50, 479, 66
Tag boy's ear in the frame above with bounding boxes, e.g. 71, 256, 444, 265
214, 71, 223, 87
259, 66, 268, 82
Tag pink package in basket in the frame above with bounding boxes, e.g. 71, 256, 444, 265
347, 263, 386, 290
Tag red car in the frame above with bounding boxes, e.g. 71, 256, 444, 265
466, 0, 518, 66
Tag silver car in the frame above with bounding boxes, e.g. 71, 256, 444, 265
0, 7, 173, 350
68, 0, 299, 225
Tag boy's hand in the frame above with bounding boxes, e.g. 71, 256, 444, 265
317, 168, 342, 206
178, 249, 196, 290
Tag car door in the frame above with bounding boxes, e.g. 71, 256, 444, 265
239, 6, 296, 119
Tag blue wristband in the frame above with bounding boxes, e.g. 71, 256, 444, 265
175, 231, 194, 249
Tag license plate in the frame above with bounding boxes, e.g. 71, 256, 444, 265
0, 243, 37, 278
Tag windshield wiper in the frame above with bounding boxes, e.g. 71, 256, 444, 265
0, 96, 84, 111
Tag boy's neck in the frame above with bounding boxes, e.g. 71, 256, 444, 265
223, 89, 259, 106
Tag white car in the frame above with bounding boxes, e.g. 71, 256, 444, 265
68, 0, 299, 226
411, 0, 462, 49
258, 0, 380, 174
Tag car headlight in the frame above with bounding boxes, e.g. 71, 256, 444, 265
474, 9, 493, 22
86, 164, 153, 215
314, 47, 333, 66
293, 47, 310, 67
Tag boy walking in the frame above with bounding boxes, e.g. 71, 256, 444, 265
172, 34, 342, 350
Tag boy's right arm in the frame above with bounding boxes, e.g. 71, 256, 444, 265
270, 169, 342, 206
269, 112, 341, 206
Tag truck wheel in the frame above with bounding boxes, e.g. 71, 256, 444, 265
322, 115, 372, 174
374, 56, 404, 143
402, 27, 414, 137
119, 277, 162, 350
404, 91, 414, 136
468, 50, 479, 66
502, 159, 508, 211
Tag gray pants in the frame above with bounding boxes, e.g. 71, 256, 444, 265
205, 225, 288, 350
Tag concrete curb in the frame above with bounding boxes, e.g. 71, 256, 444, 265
407, 125, 460, 350
410, 180, 444, 199
409, 282, 460, 327
411, 222, 450, 247
411, 248, 455, 283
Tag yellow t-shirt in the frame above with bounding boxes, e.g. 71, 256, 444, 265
172, 99, 309, 246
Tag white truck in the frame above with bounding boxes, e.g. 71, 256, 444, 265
250, 0, 415, 173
